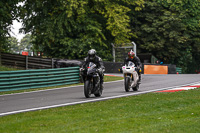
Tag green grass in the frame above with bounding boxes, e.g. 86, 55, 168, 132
0, 75, 123, 95
0, 89, 200, 133
0, 65, 21, 71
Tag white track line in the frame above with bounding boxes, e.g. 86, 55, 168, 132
160, 83, 200, 91
0, 88, 170, 116
1, 81, 200, 116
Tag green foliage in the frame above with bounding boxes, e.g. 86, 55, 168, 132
1, 0, 200, 73
7, 37, 20, 53
19, 0, 144, 60
0, 0, 22, 52
132, 0, 200, 73
19, 34, 33, 51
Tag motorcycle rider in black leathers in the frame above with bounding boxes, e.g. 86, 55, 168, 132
124, 50, 142, 83
80, 49, 105, 90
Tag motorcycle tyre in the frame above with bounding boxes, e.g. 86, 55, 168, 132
94, 88, 102, 97
125, 77, 131, 92
132, 84, 139, 91
84, 80, 92, 98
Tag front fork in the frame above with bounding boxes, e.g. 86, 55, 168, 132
93, 76, 100, 90
87, 76, 99, 93
124, 73, 133, 80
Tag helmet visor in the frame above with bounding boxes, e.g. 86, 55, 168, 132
128, 54, 135, 59
89, 54, 95, 60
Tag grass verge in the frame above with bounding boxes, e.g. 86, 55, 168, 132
0, 65, 21, 71
0, 89, 200, 132
0, 75, 123, 95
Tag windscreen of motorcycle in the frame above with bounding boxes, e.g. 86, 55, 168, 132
87, 62, 97, 75
88, 62, 96, 68
128, 61, 135, 67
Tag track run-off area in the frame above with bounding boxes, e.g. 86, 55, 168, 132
0, 74, 200, 116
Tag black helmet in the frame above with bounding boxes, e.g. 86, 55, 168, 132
88, 49, 96, 60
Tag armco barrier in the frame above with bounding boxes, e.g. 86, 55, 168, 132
0, 66, 80, 92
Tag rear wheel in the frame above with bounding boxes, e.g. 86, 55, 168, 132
125, 77, 131, 92
84, 80, 92, 98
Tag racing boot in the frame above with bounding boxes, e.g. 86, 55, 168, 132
100, 81, 104, 90
138, 75, 141, 84
100, 83, 103, 90
100, 75, 104, 90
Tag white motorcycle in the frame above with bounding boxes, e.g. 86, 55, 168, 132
122, 61, 139, 92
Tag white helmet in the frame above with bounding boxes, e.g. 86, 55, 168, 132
88, 49, 96, 60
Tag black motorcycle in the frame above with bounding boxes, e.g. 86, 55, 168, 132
82, 62, 103, 98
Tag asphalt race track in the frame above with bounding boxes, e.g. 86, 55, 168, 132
1, 74, 200, 116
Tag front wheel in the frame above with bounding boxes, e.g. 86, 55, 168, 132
125, 77, 131, 92
84, 80, 92, 98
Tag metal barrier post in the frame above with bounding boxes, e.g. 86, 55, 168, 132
26, 56, 28, 70
52, 58, 54, 68
111, 43, 115, 62
111, 41, 137, 63
132, 41, 137, 56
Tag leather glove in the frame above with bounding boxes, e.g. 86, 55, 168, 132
137, 67, 142, 72
97, 68, 102, 73
80, 68, 84, 72
136, 66, 139, 70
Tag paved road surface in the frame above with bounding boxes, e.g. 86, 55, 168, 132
1, 74, 200, 116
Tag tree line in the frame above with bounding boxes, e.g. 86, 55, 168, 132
6, 34, 33, 54
1, 0, 200, 73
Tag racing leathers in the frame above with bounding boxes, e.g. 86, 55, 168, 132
124, 56, 142, 83
80, 56, 105, 89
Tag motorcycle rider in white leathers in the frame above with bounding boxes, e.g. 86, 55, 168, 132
124, 50, 142, 83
